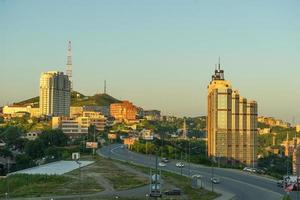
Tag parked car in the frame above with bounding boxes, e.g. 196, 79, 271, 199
164, 189, 181, 196
176, 162, 184, 168
211, 177, 221, 184
243, 167, 256, 173
158, 162, 166, 167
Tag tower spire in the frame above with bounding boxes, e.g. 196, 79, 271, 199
104, 80, 107, 94
66, 41, 73, 90
218, 56, 221, 71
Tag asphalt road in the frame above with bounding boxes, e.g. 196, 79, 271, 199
99, 144, 288, 200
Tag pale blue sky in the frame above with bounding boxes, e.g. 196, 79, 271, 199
0, 0, 299, 122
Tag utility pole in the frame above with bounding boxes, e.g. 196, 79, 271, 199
93, 125, 96, 156
76, 160, 82, 200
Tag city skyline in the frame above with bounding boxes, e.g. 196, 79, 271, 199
1, 0, 300, 122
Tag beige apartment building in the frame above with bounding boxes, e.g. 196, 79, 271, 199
52, 111, 106, 137
39, 71, 71, 117
207, 65, 258, 166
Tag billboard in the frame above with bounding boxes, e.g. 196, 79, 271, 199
86, 142, 98, 149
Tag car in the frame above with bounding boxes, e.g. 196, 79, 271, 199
243, 167, 251, 172
161, 158, 169, 163
243, 167, 256, 173
158, 162, 166, 167
176, 162, 184, 168
211, 177, 221, 184
164, 189, 181, 196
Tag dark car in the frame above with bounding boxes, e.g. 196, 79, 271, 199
164, 189, 181, 196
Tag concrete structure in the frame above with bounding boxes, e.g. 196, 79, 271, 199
11, 160, 94, 175
207, 64, 258, 166
39, 71, 71, 117
110, 101, 137, 122
144, 110, 161, 121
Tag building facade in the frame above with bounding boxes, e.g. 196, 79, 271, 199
3, 105, 41, 118
39, 71, 71, 117
52, 111, 106, 138
207, 65, 258, 166
144, 110, 161, 121
110, 101, 137, 122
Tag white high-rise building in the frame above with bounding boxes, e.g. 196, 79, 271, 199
39, 71, 71, 117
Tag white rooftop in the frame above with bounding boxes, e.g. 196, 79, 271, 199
11, 160, 94, 175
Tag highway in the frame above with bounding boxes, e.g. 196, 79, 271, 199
99, 144, 288, 200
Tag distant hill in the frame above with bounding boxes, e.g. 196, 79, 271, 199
14, 91, 121, 108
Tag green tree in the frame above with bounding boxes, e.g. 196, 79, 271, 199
39, 129, 69, 147
0, 126, 22, 146
14, 154, 35, 171
25, 140, 45, 159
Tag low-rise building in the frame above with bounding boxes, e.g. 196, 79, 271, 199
258, 116, 291, 128
258, 128, 271, 135
140, 129, 154, 140
70, 106, 84, 118
52, 112, 107, 138
144, 110, 161, 121
52, 117, 89, 138
3, 105, 41, 118
110, 101, 137, 122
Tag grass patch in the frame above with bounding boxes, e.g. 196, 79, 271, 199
0, 174, 69, 198
68, 155, 148, 191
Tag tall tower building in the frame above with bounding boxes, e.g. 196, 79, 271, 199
66, 41, 73, 90
39, 71, 71, 117
207, 62, 258, 166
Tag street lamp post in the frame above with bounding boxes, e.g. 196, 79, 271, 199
211, 157, 214, 193
76, 160, 82, 200
6, 158, 10, 200
188, 139, 191, 177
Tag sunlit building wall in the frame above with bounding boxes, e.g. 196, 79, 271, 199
207, 65, 258, 166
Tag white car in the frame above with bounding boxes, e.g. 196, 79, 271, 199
211, 177, 221, 184
243, 167, 256, 173
158, 162, 166, 167
176, 162, 184, 168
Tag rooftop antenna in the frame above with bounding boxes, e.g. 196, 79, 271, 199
104, 80, 107, 94
218, 56, 221, 71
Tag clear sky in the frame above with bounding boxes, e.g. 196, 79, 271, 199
0, 0, 299, 122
